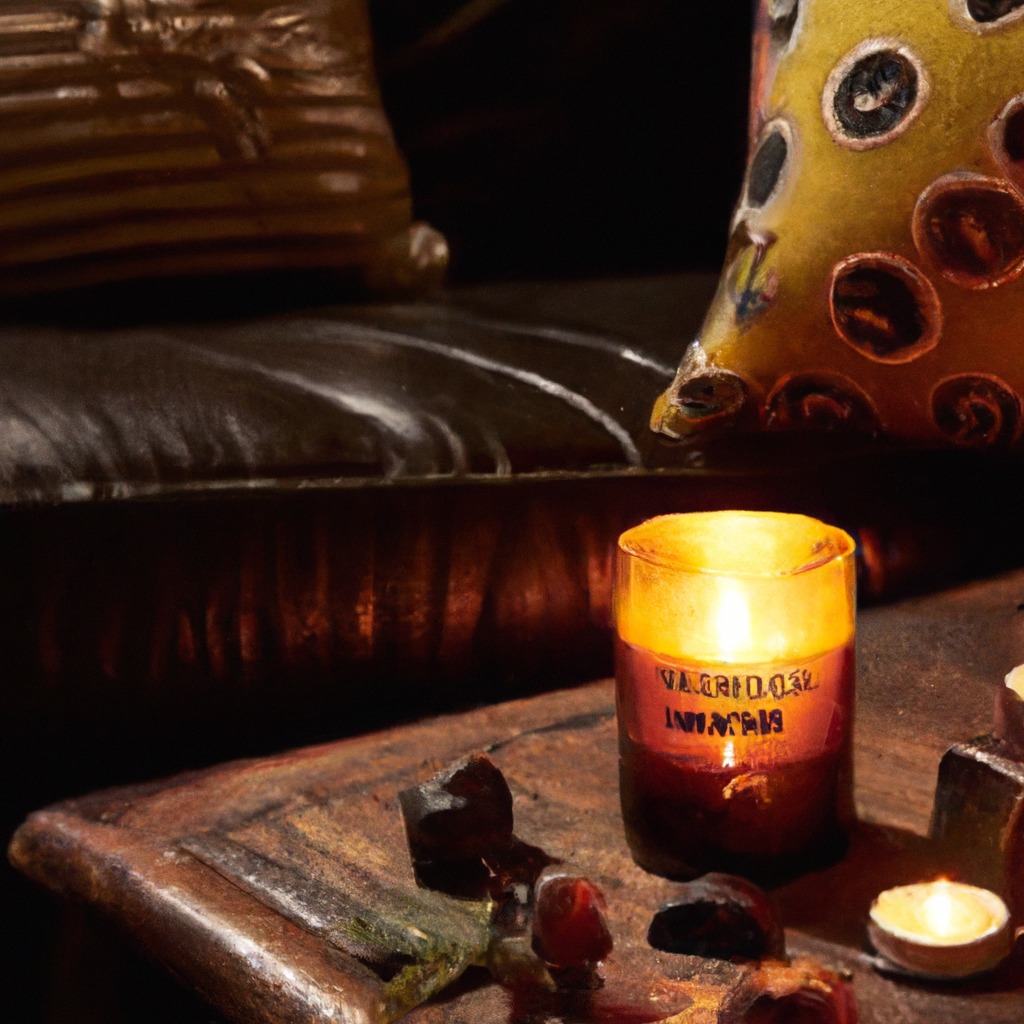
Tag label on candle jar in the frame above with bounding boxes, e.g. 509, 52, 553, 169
616, 638, 853, 767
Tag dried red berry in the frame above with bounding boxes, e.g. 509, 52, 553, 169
532, 871, 613, 969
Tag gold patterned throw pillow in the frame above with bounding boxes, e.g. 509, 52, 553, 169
0, 1, 446, 294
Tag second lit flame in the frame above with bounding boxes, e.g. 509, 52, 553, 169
871, 879, 1008, 947
922, 885, 955, 940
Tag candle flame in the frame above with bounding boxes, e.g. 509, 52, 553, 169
923, 888, 954, 939
722, 740, 737, 769
716, 586, 752, 659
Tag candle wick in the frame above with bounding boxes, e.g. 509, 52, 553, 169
721, 740, 737, 769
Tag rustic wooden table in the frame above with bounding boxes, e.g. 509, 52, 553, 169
11, 570, 1024, 1024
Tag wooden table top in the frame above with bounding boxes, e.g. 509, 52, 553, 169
11, 569, 1024, 1024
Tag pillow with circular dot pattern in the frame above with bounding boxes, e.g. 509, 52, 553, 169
654, 0, 1024, 450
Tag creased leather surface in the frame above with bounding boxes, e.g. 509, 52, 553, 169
0, 274, 716, 504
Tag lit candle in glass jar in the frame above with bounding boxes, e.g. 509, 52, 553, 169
869, 880, 1012, 977
614, 512, 856, 883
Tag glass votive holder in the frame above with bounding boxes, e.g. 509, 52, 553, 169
614, 511, 857, 884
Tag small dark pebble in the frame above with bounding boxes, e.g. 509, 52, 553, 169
647, 873, 785, 962
399, 752, 514, 863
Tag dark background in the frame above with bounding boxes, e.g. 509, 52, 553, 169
370, 0, 754, 282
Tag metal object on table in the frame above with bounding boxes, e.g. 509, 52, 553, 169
931, 736, 1024, 927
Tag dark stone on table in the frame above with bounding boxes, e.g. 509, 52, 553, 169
400, 753, 514, 865
647, 873, 785, 963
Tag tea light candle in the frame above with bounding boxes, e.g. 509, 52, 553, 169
868, 881, 1012, 978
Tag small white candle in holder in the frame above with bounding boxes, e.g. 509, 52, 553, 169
868, 880, 1012, 978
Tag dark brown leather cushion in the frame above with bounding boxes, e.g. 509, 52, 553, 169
0, 274, 716, 502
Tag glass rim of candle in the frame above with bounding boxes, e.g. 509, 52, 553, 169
617, 511, 855, 580
869, 881, 1010, 948
616, 510, 856, 663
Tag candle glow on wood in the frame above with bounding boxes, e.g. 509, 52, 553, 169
868, 880, 1012, 977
